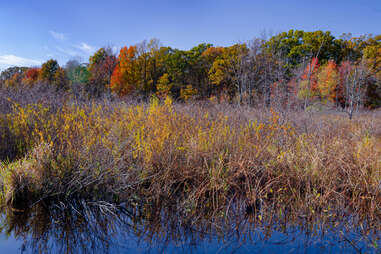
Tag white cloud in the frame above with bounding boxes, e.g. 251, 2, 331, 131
49, 30, 66, 41
77, 42, 96, 54
0, 55, 41, 68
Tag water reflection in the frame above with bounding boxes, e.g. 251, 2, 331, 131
0, 199, 380, 253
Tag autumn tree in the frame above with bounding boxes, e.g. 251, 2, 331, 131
88, 47, 117, 97
110, 46, 140, 96
39, 59, 59, 83
200, 46, 224, 98
209, 44, 250, 103
200, 46, 224, 97
37, 59, 69, 89
22, 68, 40, 86
296, 57, 320, 109
317, 60, 339, 104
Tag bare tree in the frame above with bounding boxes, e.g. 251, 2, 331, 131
341, 62, 368, 119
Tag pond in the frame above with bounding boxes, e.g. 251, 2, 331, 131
0, 200, 379, 254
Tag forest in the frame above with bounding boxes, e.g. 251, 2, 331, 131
1, 30, 380, 115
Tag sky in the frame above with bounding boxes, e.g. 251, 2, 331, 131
0, 0, 380, 70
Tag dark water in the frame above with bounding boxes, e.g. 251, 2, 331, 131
0, 200, 380, 254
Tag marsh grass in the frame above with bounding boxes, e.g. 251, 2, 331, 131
0, 87, 380, 223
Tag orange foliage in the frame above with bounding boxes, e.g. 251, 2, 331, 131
201, 47, 224, 62
22, 68, 40, 86
110, 46, 140, 96
317, 60, 338, 102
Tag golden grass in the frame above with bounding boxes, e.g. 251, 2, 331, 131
0, 97, 380, 220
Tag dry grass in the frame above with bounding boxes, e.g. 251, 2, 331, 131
0, 90, 380, 222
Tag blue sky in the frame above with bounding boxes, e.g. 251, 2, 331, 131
0, 0, 380, 70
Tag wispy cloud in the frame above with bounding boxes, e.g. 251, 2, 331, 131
49, 30, 67, 41
0, 55, 41, 68
76, 42, 96, 54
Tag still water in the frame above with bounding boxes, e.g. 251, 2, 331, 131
0, 200, 379, 254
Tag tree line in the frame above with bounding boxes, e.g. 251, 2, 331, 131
1, 30, 380, 113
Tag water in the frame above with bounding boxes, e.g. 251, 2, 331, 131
0, 200, 379, 254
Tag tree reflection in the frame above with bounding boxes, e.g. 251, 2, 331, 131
0, 200, 380, 254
